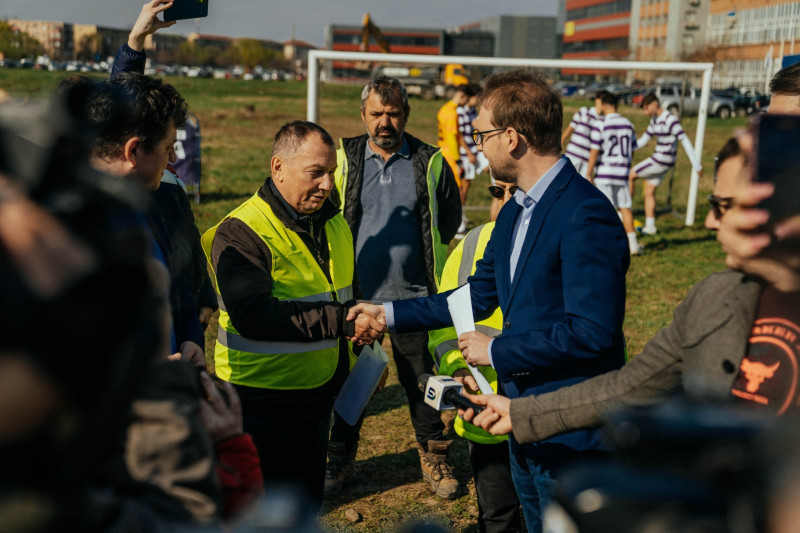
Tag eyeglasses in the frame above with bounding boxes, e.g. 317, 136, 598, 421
488, 185, 519, 199
708, 194, 735, 219
472, 128, 505, 145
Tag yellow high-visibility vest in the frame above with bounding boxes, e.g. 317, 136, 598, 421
202, 193, 354, 389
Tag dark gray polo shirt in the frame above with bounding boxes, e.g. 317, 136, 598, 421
355, 138, 428, 301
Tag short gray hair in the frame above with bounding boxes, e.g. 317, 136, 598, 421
272, 120, 334, 160
360, 75, 410, 115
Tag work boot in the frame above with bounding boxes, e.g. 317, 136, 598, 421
417, 439, 461, 499
324, 441, 357, 498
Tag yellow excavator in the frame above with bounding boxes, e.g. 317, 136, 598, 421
360, 13, 469, 99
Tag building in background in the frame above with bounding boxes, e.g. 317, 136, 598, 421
6, 19, 70, 60
707, 0, 800, 89
325, 15, 556, 80
626, 0, 709, 83
463, 16, 559, 60
562, 0, 632, 78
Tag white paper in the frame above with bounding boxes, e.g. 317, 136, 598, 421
334, 343, 389, 425
446, 284, 495, 395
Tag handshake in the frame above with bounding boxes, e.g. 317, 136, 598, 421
346, 302, 389, 345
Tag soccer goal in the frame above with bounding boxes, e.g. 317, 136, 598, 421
306, 50, 714, 226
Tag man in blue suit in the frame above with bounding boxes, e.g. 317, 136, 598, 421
349, 69, 630, 532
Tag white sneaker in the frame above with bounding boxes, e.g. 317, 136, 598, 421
641, 226, 657, 235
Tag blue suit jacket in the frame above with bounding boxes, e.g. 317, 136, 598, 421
394, 157, 630, 458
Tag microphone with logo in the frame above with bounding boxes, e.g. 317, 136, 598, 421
417, 373, 485, 414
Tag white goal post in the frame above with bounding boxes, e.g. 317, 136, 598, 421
306, 50, 714, 226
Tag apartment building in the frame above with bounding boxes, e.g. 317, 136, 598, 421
707, 0, 800, 88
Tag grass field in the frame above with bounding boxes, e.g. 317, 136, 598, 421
1, 70, 750, 531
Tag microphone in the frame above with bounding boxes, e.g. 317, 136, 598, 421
417, 373, 485, 414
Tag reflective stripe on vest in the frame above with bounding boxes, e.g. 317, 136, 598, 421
434, 339, 459, 367
458, 226, 483, 286
202, 192, 354, 389
217, 285, 354, 313
426, 151, 447, 289
217, 328, 337, 354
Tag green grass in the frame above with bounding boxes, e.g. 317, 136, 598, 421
0, 70, 748, 531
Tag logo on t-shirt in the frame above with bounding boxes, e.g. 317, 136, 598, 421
732, 318, 800, 414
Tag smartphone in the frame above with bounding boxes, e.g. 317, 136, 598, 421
163, 0, 209, 22
753, 113, 800, 227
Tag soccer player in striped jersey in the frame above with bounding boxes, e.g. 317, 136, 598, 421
561, 91, 606, 178
587, 91, 642, 255
629, 93, 703, 235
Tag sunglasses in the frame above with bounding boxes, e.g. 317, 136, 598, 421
488, 185, 519, 199
708, 194, 735, 219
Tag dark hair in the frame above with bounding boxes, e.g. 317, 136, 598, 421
272, 120, 334, 160
85, 73, 187, 160
770, 62, 800, 95
361, 75, 410, 116
594, 89, 612, 101
641, 92, 659, 108
455, 83, 478, 98
714, 137, 743, 184
479, 69, 562, 156
600, 91, 619, 108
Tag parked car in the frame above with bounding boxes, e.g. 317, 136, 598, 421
723, 86, 770, 116
576, 81, 610, 98
656, 85, 735, 119
553, 80, 585, 97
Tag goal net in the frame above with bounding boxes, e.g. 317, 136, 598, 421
306, 50, 714, 226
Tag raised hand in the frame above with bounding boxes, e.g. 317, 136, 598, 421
457, 393, 513, 436
129, 0, 177, 52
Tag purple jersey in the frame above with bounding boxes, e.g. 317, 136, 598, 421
590, 113, 637, 180
565, 106, 602, 163
638, 110, 687, 167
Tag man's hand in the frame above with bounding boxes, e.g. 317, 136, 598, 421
198, 306, 214, 329
458, 331, 491, 366
458, 394, 513, 436
452, 368, 480, 394
170, 340, 206, 369
198, 371, 243, 443
717, 182, 774, 271
352, 311, 386, 345
129, 0, 176, 52
346, 302, 387, 345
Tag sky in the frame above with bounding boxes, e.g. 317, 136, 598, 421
0, 0, 559, 47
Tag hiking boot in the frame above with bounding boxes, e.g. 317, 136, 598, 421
417, 440, 461, 500
324, 441, 357, 498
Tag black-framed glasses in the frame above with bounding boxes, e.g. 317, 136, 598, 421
472, 128, 505, 145
708, 194, 735, 219
488, 185, 519, 199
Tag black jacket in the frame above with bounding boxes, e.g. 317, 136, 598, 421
210, 179, 355, 409
151, 177, 217, 311
333, 132, 462, 293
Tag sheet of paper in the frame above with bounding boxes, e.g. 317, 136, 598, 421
334, 343, 389, 425
446, 284, 495, 395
